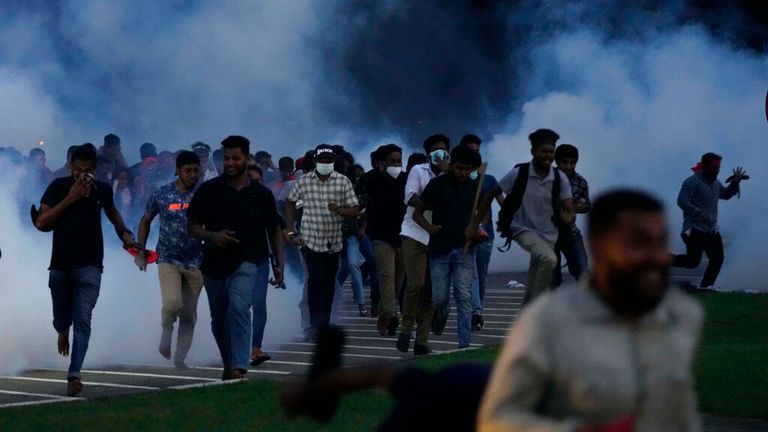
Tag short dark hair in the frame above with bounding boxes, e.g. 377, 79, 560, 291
255, 150, 271, 162
370, 148, 382, 169
588, 189, 664, 239
71, 144, 98, 166
66, 145, 78, 159
406, 153, 427, 171
29, 148, 45, 157
176, 150, 200, 168
423, 133, 450, 153
459, 134, 482, 147
450, 145, 481, 167
104, 133, 120, 146
221, 135, 250, 155
555, 144, 579, 162
303, 150, 316, 171
528, 129, 560, 148
278, 156, 294, 170
701, 152, 722, 165
379, 143, 402, 160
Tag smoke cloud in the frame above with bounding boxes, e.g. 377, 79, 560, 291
1, 1, 767, 376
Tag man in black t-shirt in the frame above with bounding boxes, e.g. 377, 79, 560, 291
187, 135, 284, 380
413, 146, 481, 349
35, 144, 136, 397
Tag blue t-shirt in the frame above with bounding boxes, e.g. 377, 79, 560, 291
145, 182, 203, 269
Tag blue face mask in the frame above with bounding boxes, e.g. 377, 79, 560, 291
469, 170, 479, 180
429, 149, 449, 165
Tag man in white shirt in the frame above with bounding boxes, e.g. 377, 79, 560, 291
472, 129, 574, 305
477, 189, 704, 432
396, 133, 450, 354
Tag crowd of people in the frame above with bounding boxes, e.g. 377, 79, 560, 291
0, 128, 747, 414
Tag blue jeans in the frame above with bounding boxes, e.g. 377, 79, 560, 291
551, 227, 589, 288
250, 260, 271, 348
359, 236, 380, 306
471, 240, 493, 315
204, 261, 262, 371
336, 235, 365, 305
430, 248, 475, 348
48, 267, 102, 379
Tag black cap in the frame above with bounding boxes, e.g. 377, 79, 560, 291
176, 150, 200, 168
314, 144, 335, 159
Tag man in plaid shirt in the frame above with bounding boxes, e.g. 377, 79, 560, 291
285, 144, 360, 338
552, 144, 590, 287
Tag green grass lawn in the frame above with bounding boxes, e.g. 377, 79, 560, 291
1, 292, 765, 431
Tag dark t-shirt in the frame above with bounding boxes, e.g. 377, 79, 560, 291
187, 176, 280, 277
420, 174, 478, 254
365, 170, 407, 247
41, 177, 115, 271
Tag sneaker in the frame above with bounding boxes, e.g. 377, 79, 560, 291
395, 333, 410, 353
358, 304, 369, 317
471, 314, 484, 331
413, 344, 432, 355
387, 317, 399, 336
229, 368, 247, 380
376, 316, 389, 336
66, 377, 83, 397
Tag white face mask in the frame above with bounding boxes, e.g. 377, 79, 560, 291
315, 163, 334, 176
429, 149, 449, 165
386, 166, 403, 178
469, 170, 479, 180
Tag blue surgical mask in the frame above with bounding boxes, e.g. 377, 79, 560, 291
429, 149, 449, 165
315, 163, 334, 176
469, 170, 479, 180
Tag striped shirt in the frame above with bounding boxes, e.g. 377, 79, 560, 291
288, 170, 359, 253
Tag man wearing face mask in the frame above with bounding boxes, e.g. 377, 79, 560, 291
671, 152, 747, 290
34, 144, 136, 396
397, 134, 450, 354
478, 190, 704, 432
362, 144, 408, 338
285, 144, 360, 339
460, 134, 504, 331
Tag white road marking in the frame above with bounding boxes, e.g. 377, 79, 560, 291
185, 366, 290, 375
0, 376, 158, 390
268, 350, 401, 360
36, 369, 218, 382
168, 380, 246, 390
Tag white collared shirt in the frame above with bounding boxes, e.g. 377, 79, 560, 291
400, 162, 438, 246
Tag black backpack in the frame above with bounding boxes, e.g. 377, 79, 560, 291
496, 163, 561, 252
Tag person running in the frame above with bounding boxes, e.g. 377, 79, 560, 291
136, 150, 204, 370
363, 144, 408, 339
187, 135, 284, 380
398, 134, 450, 354
551, 143, 591, 287
671, 152, 747, 290
459, 134, 504, 331
478, 190, 704, 431
285, 144, 359, 340
34, 144, 136, 396
414, 145, 482, 349
471, 129, 574, 305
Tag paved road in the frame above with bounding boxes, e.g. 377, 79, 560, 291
0, 273, 524, 408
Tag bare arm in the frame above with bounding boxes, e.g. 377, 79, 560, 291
559, 198, 576, 225
137, 213, 155, 249
35, 179, 90, 231
413, 201, 440, 235
285, 199, 297, 233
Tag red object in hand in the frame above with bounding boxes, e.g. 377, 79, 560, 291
125, 246, 159, 264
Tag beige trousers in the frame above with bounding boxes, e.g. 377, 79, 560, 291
157, 263, 203, 363
513, 230, 558, 305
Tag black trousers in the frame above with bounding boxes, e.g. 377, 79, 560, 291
672, 229, 724, 287
302, 247, 341, 332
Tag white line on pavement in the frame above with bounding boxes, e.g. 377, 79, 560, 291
0, 389, 80, 400
36, 369, 218, 382
0, 376, 159, 390
186, 366, 290, 375
268, 350, 401, 360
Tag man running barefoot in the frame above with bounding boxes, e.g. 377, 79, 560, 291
35, 144, 136, 396
136, 151, 204, 369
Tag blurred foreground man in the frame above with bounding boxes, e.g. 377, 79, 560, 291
136, 151, 203, 370
478, 190, 704, 432
35, 144, 136, 396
